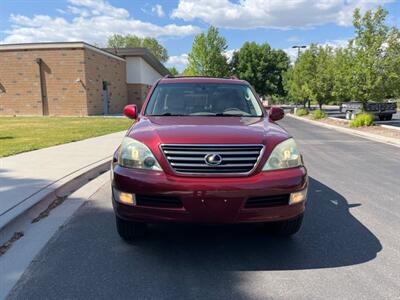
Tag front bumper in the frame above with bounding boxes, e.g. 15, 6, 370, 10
112, 165, 308, 224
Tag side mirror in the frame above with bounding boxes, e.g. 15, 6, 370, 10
269, 106, 284, 122
123, 104, 137, 119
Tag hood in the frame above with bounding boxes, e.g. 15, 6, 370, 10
128, 116, 289, 146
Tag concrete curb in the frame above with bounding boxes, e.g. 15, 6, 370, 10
287, 114, 400, 148
0, 172, 111, 299
328, 116, 349, 122
379, 124, 400, 131
328, 116, 400, 131
0, 157, 112, 233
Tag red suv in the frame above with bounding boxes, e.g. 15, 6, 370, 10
112, 76, 307, 241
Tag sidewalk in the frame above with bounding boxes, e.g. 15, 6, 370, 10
0, 131, 126, 230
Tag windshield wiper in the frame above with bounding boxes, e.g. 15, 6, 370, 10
214, 113, 248, 117
149, 113, 187, 116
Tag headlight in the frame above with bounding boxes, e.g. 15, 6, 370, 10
118, 137, 162, 171
263, 138, 302, 171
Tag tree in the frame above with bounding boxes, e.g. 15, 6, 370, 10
349, 6, 400, 102
184, 26, 229, 77
284, 44, 335, 109
331, 47, 354, 103
284, 45, 316, 107
285, 6, 400, 106
107, 34, 168, 63
311, 46, 335, 109
168, 67, 179, 76
230, 42, 290, 97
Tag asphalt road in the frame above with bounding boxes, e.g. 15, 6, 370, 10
8, 117, 400, 299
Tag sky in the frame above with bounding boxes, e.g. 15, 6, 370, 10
1, 0, 400, 71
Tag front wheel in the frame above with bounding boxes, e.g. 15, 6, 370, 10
265, 214, 304, 236
116, 216, 147, 241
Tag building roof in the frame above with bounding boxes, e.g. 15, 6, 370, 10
104, 47, 170, 76
0, 41, 125, 62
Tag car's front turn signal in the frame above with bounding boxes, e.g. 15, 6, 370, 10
289, 188, 308, 205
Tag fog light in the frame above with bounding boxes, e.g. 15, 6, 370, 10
289, 188, 307, 205
113, 188, 136, 205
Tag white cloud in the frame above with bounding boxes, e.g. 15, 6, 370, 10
1, 0, 200, 45
67, 5, 91, 17
167, 53, 189, 67
287, 36, 300, 42
56, 9, 67, 14
323, 39, 349, 48
166, 49, 236, 71
68, 0, 129, 18
223, 49, 236, 62
152, 4, 166, 18
172, 0, 394, 29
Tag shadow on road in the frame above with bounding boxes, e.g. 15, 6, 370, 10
8, 177, 383, 299
138, 177, 382, 270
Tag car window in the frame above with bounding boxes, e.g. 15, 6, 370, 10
145, 83, 263, 117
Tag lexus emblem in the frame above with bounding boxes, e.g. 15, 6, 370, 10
204, 153, 222, 165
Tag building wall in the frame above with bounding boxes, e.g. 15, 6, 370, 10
84, 48, 127, 115
126, 57, 162, 86
0, 44, 165, 116
0, 48, 87, 116
127, 83, 151, 111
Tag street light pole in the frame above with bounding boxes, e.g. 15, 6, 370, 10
292, 45, 307, 109
292, 45, 307, 61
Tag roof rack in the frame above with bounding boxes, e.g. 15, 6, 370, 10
163, 75, 241, 80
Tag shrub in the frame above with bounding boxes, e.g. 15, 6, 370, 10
312, 109, 327, 120
350, 113, 374, 127
295, 108, 309, 116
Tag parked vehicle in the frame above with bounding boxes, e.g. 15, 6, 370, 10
340, 101, 397, 121
111, 76, 308, 241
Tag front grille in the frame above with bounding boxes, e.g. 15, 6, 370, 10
161, 144, 263, 175
136, 194, 183, 208
245, 194, 290, 208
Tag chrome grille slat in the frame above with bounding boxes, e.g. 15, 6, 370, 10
161, 144, 264, 175
170, 162, 254, 168
174, 168, 251, 173
166, 156, 205, 161
164, 147, 262, 151
167, 156, 257, 162
163, 150, 260, 155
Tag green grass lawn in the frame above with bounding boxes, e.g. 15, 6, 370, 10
0, 117, 132, 157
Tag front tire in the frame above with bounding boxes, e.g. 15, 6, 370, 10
266, 214, 304, 236
116, 216, 147, 241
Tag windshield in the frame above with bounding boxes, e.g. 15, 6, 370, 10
144, 83, 263, 117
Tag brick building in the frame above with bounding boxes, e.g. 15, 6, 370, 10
0, 42, 169, 116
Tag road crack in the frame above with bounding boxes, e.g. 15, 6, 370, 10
0, 231, 24, 256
